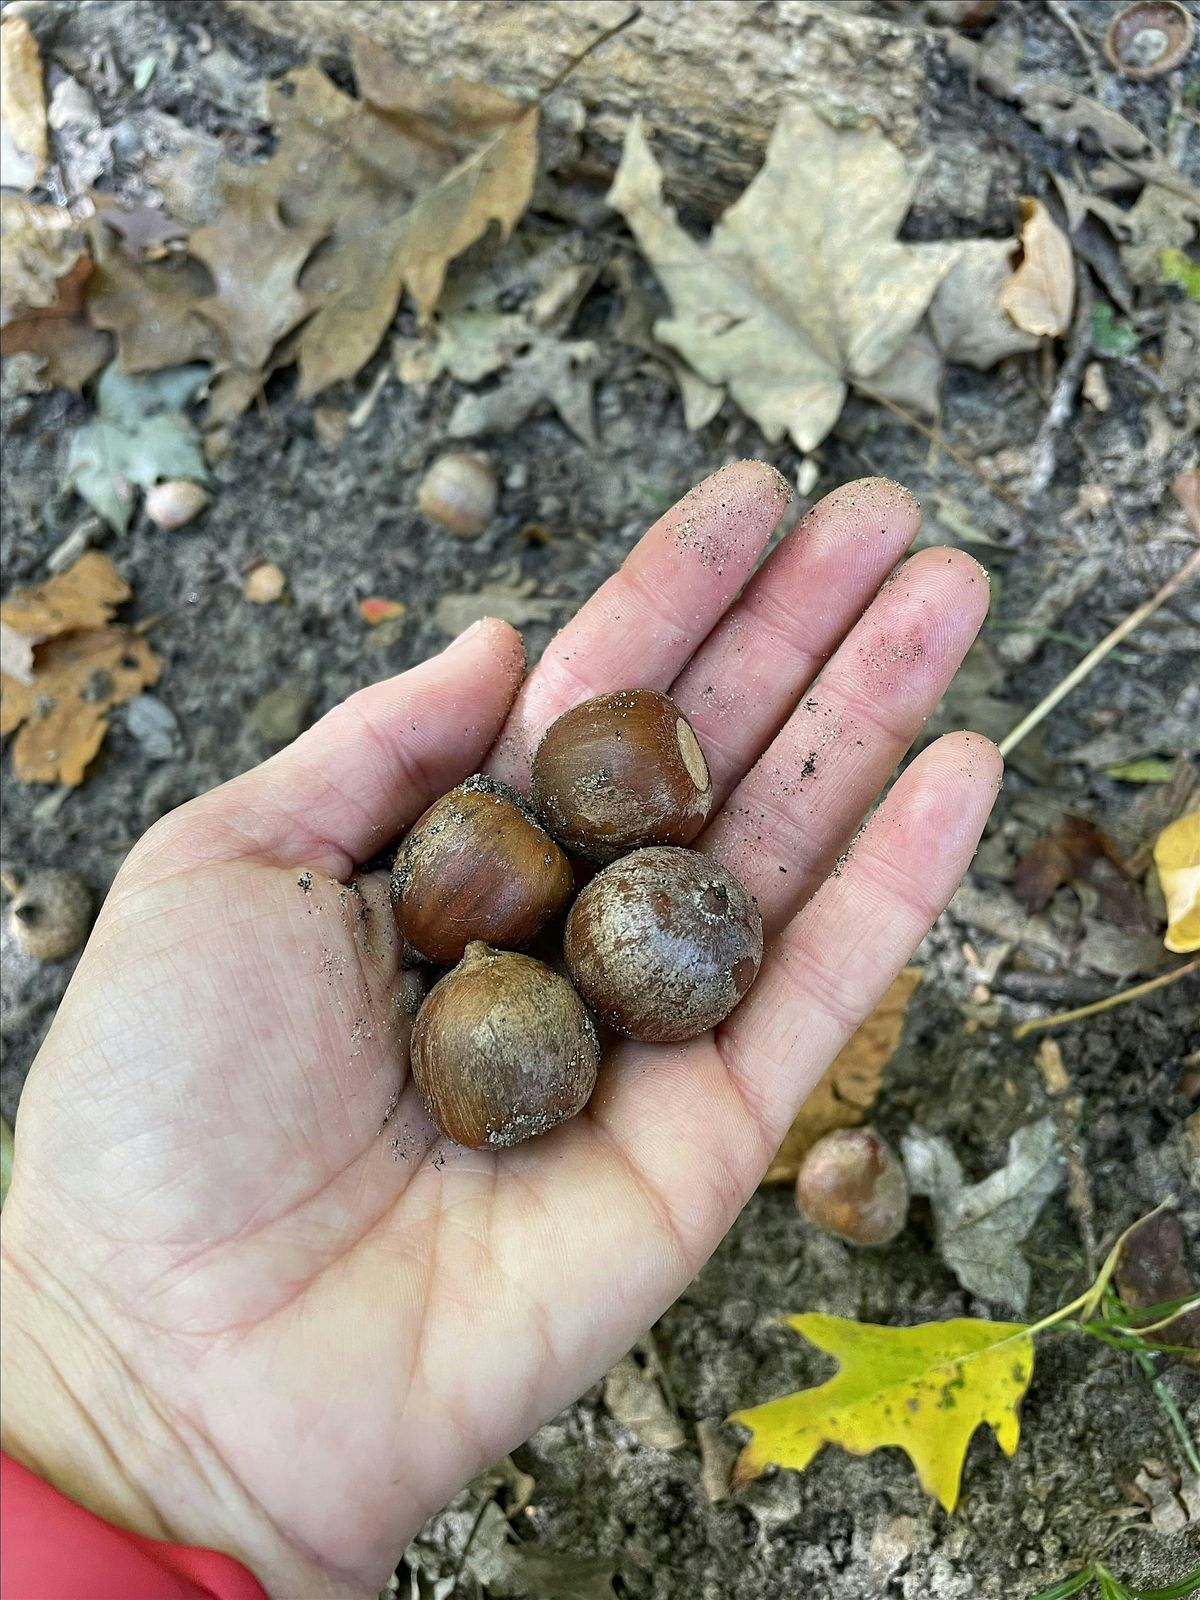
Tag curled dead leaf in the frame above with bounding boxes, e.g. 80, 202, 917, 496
1000, 197, 1075, 338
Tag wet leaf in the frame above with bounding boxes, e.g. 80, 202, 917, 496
0, 17, 47, 189
608, 110, 952, 452
1153, 811, 1200, 954
1000, 197, 1075, 338
901, 1119, 1063, 1311
66, 364, 209, 533
765, 968, 921, 1183
730, 1311, 1033, 1513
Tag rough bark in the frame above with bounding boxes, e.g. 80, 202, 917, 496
224, 0, 925, 213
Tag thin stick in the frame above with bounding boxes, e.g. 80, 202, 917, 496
998, 545, 1200, 757
855, 383, 1028, 519
1044, 0, 1105, 95
1025, 273, 1093, 501
1013, 961, 1198, 1040
544, 7, 642, 98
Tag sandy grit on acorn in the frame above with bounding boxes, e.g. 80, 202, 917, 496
392, 689, 763, 1148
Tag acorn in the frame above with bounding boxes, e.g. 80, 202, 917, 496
410, 942, 600, 1148
3, 869, 93, 961
564, 845, 762, 1042
531, 689, 714, 863
391, 775, 573, 966
795, 1128, 909, 1246
417, 452, 498, 537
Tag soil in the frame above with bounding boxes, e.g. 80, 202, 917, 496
2, 3, 1198, 1598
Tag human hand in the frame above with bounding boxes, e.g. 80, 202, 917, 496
0, 464, 999, 1598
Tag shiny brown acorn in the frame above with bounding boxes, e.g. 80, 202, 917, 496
563, 845, 762, 1042
795, 1128, 909, 1246
410, 942, 600, 1148
530, 689, 714, 863
391, 775, 573, 965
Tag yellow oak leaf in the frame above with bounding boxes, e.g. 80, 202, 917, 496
730, 1312, 1034, 1513
1154, 811, 1200, 954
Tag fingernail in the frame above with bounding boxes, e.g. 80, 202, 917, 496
448, 619, 486, 648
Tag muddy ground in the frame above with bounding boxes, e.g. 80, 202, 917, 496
2, 2, 1198, 1597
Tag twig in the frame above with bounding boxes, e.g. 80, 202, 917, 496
998, 545, 1200, 757
854, 383, 1028, 521
1013, 961, 1199, 1039
1025, 272, 1094, 501
1044, 0, 1105, 96
543, 7, 642, 98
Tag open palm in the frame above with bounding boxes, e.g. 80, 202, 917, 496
1, 465, 999, 1598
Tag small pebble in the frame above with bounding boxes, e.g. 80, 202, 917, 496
124, 694, 181, 761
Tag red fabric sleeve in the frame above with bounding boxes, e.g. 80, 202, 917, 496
1, 1453, 271, 1600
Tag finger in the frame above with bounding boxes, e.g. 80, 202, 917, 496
487, 459, 790, 788
702, 548, 989, 933
670, 477, 921, 800
186, 619, 527, 874
720, 731, 1002, 1139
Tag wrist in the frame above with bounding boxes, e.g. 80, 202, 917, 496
0, 1220, 359, 1600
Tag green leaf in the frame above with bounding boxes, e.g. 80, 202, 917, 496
1103, 758, 1174, 784
730, 1312, 1034, 1512
1159, 249, 1200, 302
1027, 1570, 1098, 1600
67, 364, 209, 532
1091, 302, 1140, 356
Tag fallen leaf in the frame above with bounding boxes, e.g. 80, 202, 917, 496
999, 197, 1075, 338
901, 1118, 1064, 1311
602, 1354, 684, 1451
1154, 811, 1200, 954
612, 256, 725, 431
98, 202, 188, 258
407, 1499, 617, 1600
435, 581, 561, 637
243, 562, 287, 604
765, 968, 921, 1183
448, 335, 597, 444
1104, 758, 1174, 784
1014, 817, 1150, 928
188, 182, 327, 373
695, 1419, 736, 1503
66, 364, 209, 533
0, 246, 111, 391
1, 624, 161, 785
85, 219, 215, 373
730, 1311, 1034, 1513
0, 550, 130, 639
296, 103, 538, 396
1160, 247, 1200, 300
1, 195, 83, 310
0, 17, 47, 189
608, 110, 952, 452
1092, 301, 1140, 356
358, 596, 406, 625
1115, 1210, 1200, 1363
349, 33, 524, 147
1120, 183, 1200, 289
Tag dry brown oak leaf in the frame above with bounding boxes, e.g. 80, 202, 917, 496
1, 554, 160, 786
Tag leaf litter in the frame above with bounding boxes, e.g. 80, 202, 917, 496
1, 552, 161, 786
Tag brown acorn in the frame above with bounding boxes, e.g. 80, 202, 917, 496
530, 689, 714, 863
563, 845, 762, 1042
795, 1128, 909, 1246
410, 942, 600, 1148
391, 775, 573, 965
